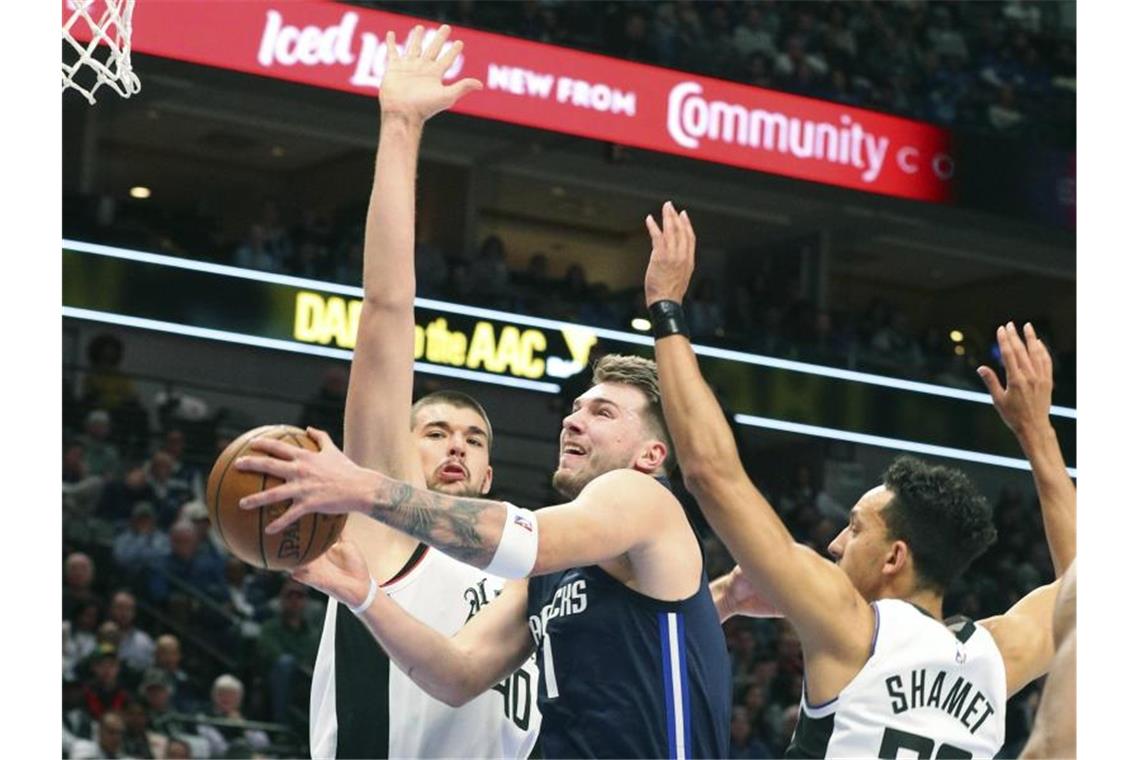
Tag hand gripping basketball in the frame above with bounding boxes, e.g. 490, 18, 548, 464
235, 427, 377, 535
291, 539, 374, 611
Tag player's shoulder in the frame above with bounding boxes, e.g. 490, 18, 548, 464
582, 468, 679, 506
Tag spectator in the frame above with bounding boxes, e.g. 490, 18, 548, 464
297, 366, 348, 448
121, 698, 165, 759
733, 4, 776, 59
414, 240, 449, 297
164, 738, 192, 759
728, 705, 775, 758
224, 557, 270, 635
153, 634, 204, 714
65, 600, 102, 679
470, 235, 512, 306
79, 409, 121, 478
82, 334, 138, 414
689, 277, 726, 340
234, 224, 278, 271
257, 579, 320, 724
138, 668, 176, 724
112, 502, 171, 578
146, 451, 194, 528
197, 674, 272, 758
64, 674, 95, 756
83, 644, 129, 720
108, 590, 156, 676
989, 85, 1026, 130
179, 499, 226, 561
64, 552, 101, 618
64, 440, 105, 522
158, 428, 204, 502
97, 464, 158, 526
69, 710, 126, 760
147, 521, 227, 606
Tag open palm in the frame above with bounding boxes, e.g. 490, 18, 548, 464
380, 24, 482, 122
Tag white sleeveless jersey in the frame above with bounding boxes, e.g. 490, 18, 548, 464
310, 546, 541, 759
788, 599, 1006, 759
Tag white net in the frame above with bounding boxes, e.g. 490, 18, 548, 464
62, 0, 141, 104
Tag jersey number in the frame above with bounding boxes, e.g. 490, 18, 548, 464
491, 669, 532, 730
879, 727, 971, 759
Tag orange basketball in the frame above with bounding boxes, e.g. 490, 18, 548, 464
206, 424, 346, 570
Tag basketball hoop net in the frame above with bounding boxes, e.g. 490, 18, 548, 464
62, 0, 141, 104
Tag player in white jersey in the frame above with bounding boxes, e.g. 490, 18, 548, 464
643, 203, 1076, 757
302, 26, 538, 759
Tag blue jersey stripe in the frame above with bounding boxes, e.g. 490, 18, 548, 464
677, 613, 691, 759
659, 613, 678, 758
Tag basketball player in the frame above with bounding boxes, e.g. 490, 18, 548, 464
1019, 559, 1076, 758
237, 358, 733, 757
301, 26, 539, 758
641, 201, 1076, 757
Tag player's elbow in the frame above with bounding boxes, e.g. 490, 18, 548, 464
680, 459, 739, 503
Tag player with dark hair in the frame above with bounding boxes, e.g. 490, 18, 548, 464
237, 350, 733, 757
642, 201, 1075, 757
301, 26, 539, 759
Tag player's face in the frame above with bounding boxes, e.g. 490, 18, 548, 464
413, 403, 493, 497
553, 382, 658, 498
828, 486, 895, 600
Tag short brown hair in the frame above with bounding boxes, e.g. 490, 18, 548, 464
411, 390, 494, 449
591, 354, 674, 472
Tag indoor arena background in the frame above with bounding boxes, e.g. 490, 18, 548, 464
62, 2, 1076, 757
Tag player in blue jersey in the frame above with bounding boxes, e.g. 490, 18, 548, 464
236, 319, 733, 754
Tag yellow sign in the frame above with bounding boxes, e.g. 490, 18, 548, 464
293, 291, 570, 380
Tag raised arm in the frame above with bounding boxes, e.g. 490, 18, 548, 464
643, 202, 873, 662
344, 25, 482, 479
977, 322, 1075, 574
293, 538, 534, 707
237, 436, 696, 592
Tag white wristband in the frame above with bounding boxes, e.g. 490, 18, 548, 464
348, 577, 379, 616
484, 503, 539, 579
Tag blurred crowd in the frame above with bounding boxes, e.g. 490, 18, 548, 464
394, 0, 1075, 145
62, 331, 1054, 757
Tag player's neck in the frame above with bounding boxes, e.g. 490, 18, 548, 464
900, 588, 944, 621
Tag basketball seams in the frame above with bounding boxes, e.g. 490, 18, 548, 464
208, 423, 275, 557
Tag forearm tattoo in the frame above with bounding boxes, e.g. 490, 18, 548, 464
370, 480, 499, 567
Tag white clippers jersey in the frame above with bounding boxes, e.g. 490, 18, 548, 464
310, 546, 541, 759
788, 599, 1006, 759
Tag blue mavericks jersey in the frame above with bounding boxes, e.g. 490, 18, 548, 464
526, 559, 731, 758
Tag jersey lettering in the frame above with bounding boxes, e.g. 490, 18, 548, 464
881, 670, 997, 734
526, 579, 587, 645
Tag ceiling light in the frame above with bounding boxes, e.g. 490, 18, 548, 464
631, 318, 651, 332
949, 329, 964, 343
954, 345, 966, 356
129, 186, 151, 199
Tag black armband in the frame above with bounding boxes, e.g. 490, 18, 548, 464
648, 300, 690, 340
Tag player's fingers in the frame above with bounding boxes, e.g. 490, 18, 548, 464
407, 25, 424, 58
1024, 322, 1054, 377
265, 504, 307, 535
1004, 320, 1034, 381
662, 201, 677, 241
443, 77, 483, 100
385, 31, 398, 63
437, 39, 464, 72
237, 482, 299, 511
645, 214, 663, 247
976, 365, 1004, 401
245, 438, 299, 460
424, 24, 450, 60
234, 456, 293, 483
306, 426, 334, 451
995, 325, 1023, 384
680, 209, 695, 253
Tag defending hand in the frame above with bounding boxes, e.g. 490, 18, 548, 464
380, 24, 482, 122
977, 322, 1054, 439
235, 427, 379, 534
644, 201, 696, 307
713, 566, 783, 620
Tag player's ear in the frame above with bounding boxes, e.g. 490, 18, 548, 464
633, 440, 668, 473
882, 540, 909, 579
479, 465, 494, 495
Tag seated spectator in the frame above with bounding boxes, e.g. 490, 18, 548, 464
64, 552, 102, 619
257, 579, 320, 724
223, 557, 270, 637
64, 674, 95, 757
147, 521, 227, 606
138, 668, 177, 724
197, 674, 272, 757
153, 634, 204, 714
165, 738, 191, 759
65, 601, 102, 680
83, 644, 129, 720
297, 366, 348, 448
689, 277, 726, 340
146, 451, 195, 528
79, 409, 121, 479
121, 698, 166, 759
158, 428, 204, 502
513, 252, 550, 291
989, 85, 1026, 130
108, 590, 156, 677
64, 440, 105, 522
69, 710, 126, 760
96, 464, 158, 526
112, 502, 171, 581
729, 705, 775, 759
560, 263, 591, 303
82, 334, 138, 415
97, 621, 121, 652
470, 235, 512, 306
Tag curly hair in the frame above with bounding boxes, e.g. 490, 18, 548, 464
881, 456, 998, 593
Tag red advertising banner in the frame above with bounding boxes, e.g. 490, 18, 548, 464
67, 0, 954, 203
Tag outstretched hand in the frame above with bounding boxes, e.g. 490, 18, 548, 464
644, 200, 696, 307
977, 322, 1054, 438
380, 24, 483, 122
234, 427, 378, 535
293, 539, 373, 610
